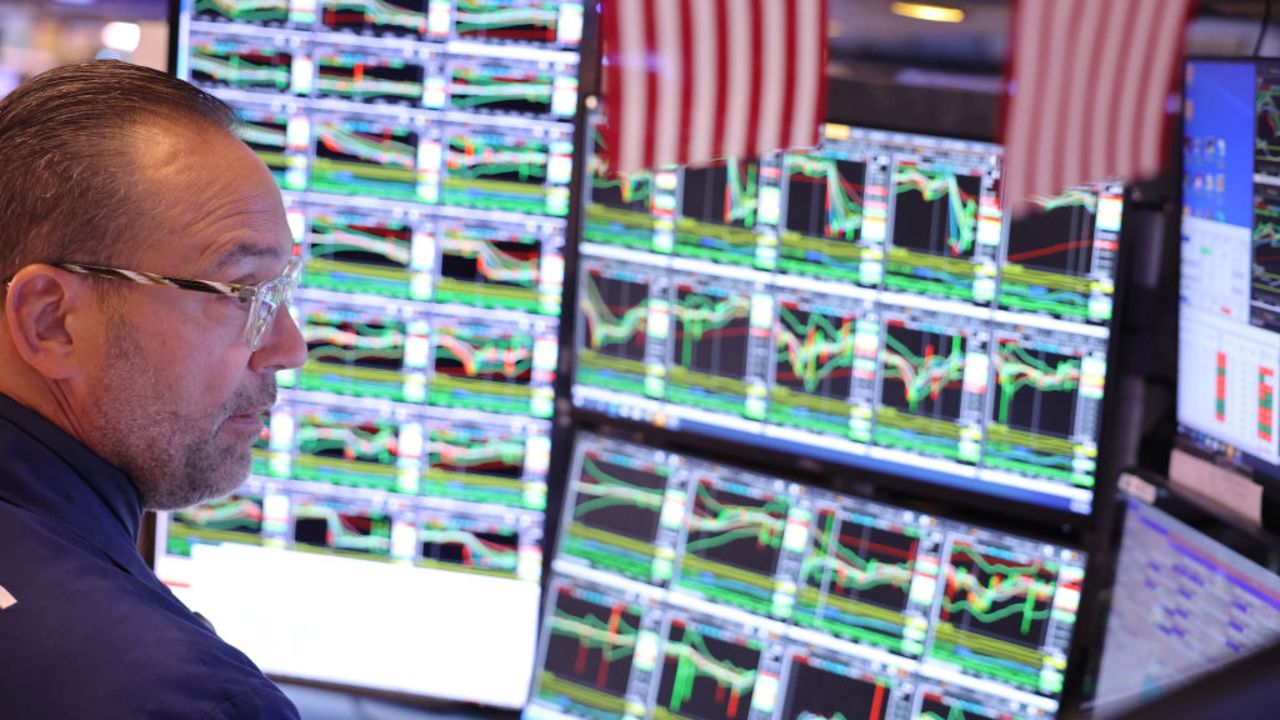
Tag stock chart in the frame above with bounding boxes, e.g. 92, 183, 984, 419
572, 122, 1120, 515
527, 434, 1083, 720
158, 0, 582, 705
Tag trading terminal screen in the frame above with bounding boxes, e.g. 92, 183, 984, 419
155, 0, 582, 705
526, 433, 1088, 720
1177, 59, 1280, 489
572, 121, 1124, 515
1091, 498, 1280, 717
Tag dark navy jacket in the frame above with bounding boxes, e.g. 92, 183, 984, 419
0, 394, 299, 718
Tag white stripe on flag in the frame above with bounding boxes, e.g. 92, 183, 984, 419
1060, 0, 1105, 193
616, 0, 648, 173
790, 0, 822, 149
1004, 0, 1044, 205
653, 0, 682, 167
721, 0, 753, 160
1139, 2, 1189, 172
1112, 0, 1162, 180
756, 0, 786, 153
1085, 0, 1131, 184
687, 0, 718, 165
1031, 0, 1075, 202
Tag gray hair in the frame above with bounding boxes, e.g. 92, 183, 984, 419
0, 60, 237, 282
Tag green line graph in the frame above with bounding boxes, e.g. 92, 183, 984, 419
774, 304, 857, 396
994, 343, 1080, 426
892, 166, 979, 257
880, 328, 965, 414
662, 625, 758, 719
785, 155, 864, 240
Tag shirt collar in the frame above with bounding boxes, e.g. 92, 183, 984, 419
0, 393, 148, 576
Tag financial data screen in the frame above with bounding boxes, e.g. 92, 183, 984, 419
573, 122, 1124, 514
155, 0, 582, 705
1092, 499, 1280, 716
1177, 59, 1280, 487
525, 433, 1088, 720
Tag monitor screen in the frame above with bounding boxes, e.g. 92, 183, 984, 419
1091, 498, 1280, 716
155, 0, 582, 705
1177, 58, 1280, 488
573, 122, 1124, 515
525, 432, 1088, 720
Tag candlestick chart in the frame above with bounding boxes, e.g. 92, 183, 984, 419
655, 619, 760, 720
780, 155, 871, 283
794, 508, 923, 655
563, 449, 668, 582
674, 477, 788, 616
537, 586, 643, 718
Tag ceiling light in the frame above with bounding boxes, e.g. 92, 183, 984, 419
890, 2, 966, 24
101, 22, 142, 53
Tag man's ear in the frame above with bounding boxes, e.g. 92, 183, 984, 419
4, 264, 88, 381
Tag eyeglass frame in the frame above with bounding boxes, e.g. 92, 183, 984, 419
40, 256, 303, 352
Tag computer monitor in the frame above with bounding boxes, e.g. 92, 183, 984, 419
573, 121, 1125, 516
156, 0, 583, 706
1177, 58, 1280, 490
1090, 497, 1280, 717
525, 432, 1089, 720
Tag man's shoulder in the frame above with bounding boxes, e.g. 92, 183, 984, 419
0, 501, 299, 719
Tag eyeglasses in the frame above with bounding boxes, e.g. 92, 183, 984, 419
52, 256, 303, 352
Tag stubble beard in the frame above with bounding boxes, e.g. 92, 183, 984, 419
92, 317, 273, 511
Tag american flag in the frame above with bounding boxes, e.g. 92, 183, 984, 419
599, 0, 827, 175
1001, 0, 1194, 209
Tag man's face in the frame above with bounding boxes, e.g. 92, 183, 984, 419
83, 121, 305, 510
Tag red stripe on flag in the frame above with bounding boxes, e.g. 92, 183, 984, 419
642, 0, 660, 170
677, 0, 695, 168
1002, 0, 1191, 209
778, 0, 798, 149
744, 0, 764, 159
713, 0, 730, 163
600, 0, 623, 174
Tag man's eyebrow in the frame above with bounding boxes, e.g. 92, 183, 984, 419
213, 243, 284, 272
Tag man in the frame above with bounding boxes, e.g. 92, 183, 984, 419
0, 61, 305, 718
